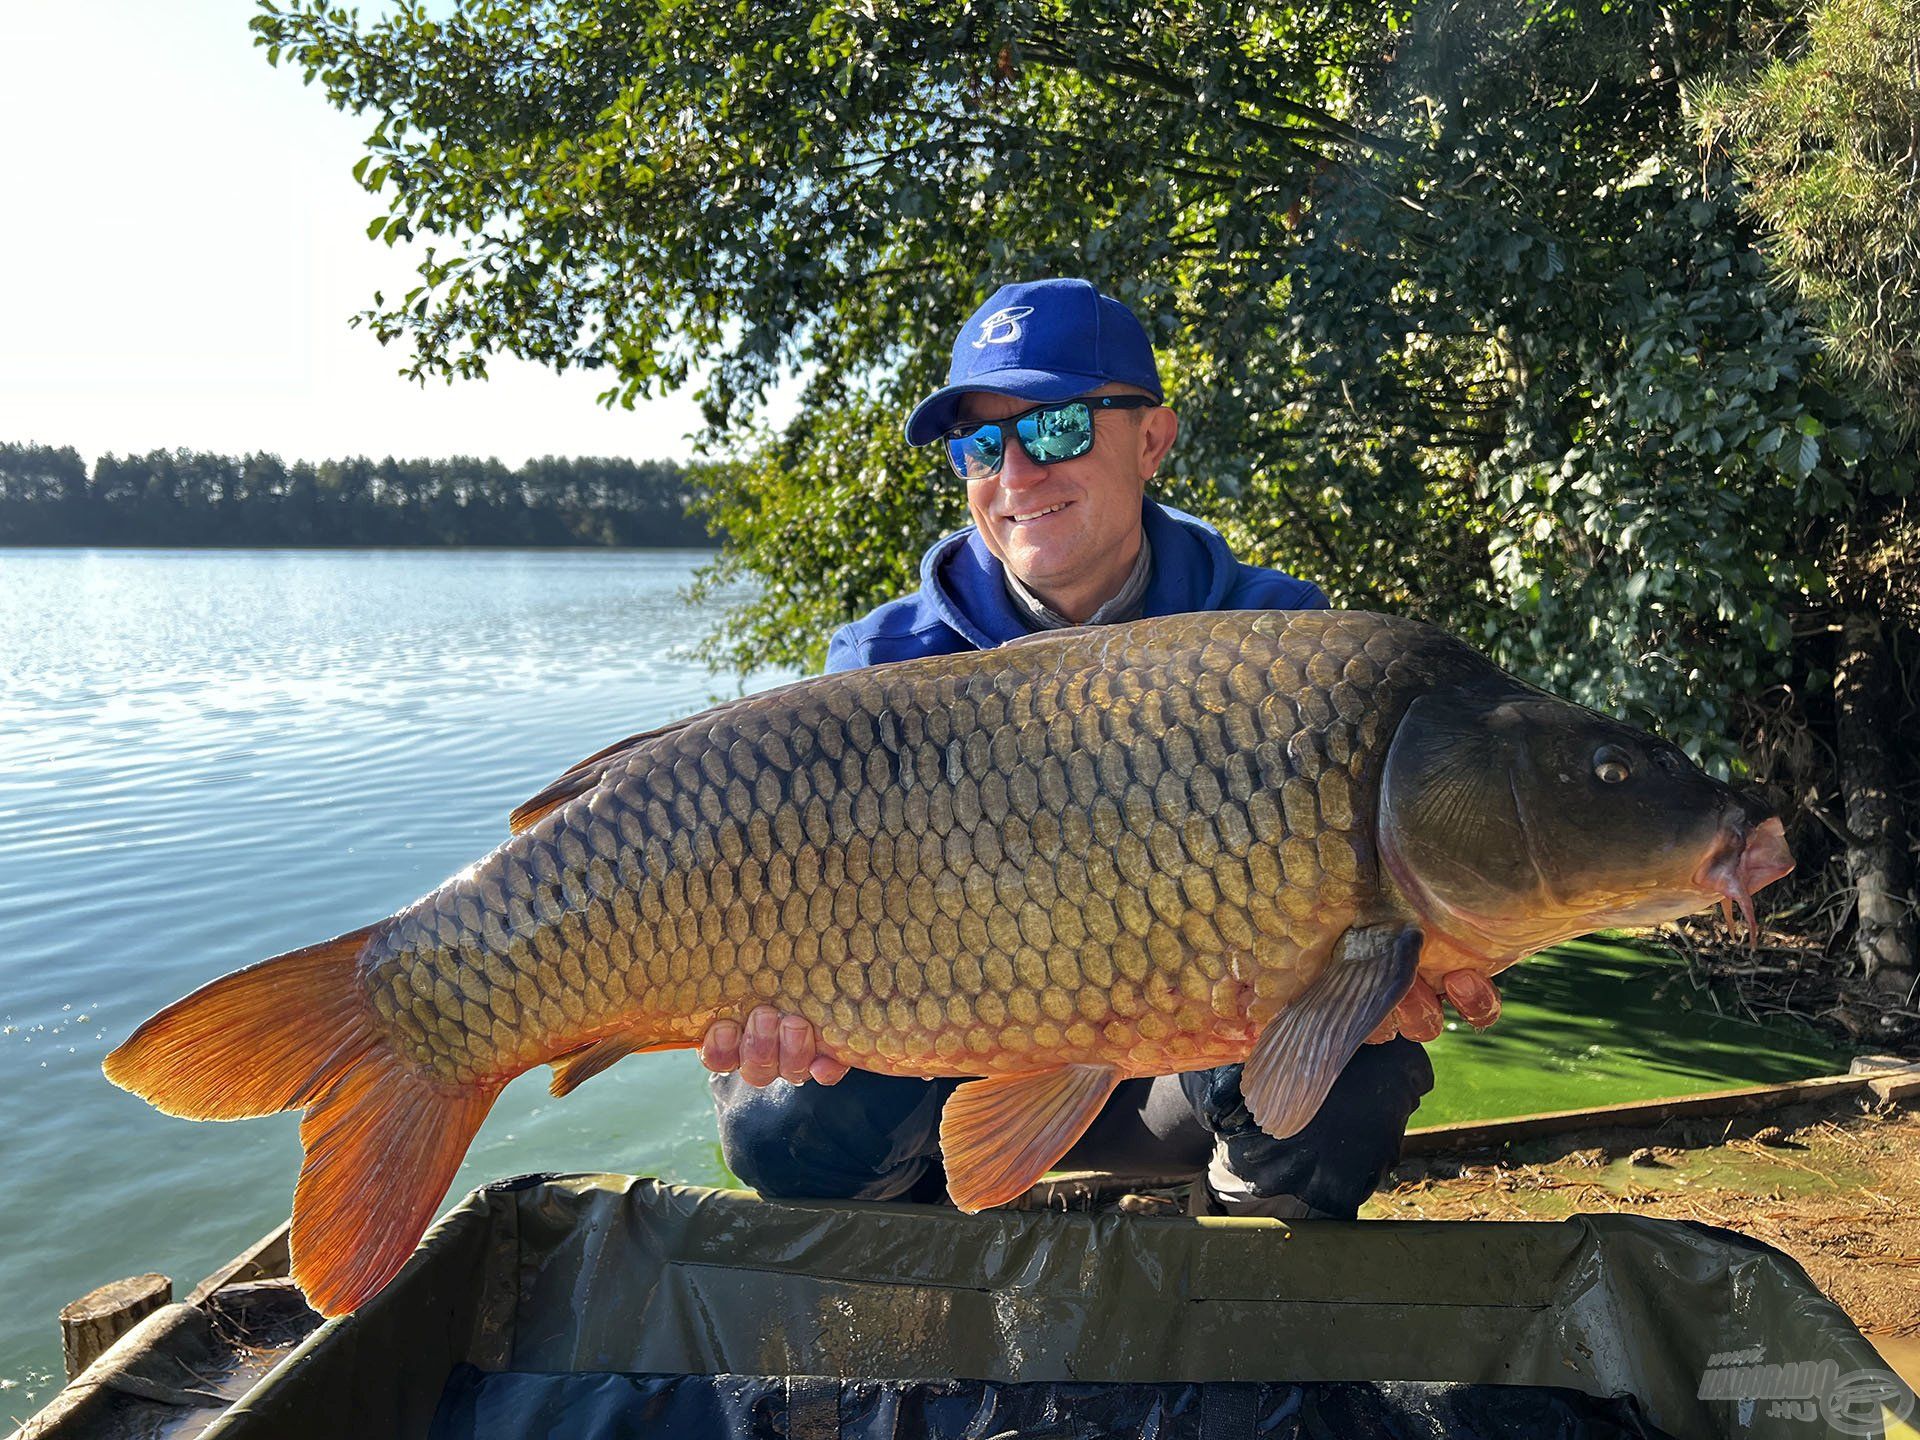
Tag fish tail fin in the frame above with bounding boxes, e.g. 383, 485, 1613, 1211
292, 1047, 500, 1316
104, 923, 502, 1316
103, 924, 384, 1119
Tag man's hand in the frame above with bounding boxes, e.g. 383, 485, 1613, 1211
1365, 971, 1502, 1044
700, 1006, 850, 1087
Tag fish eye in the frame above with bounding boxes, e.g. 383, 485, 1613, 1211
1593, 745, 1633, 784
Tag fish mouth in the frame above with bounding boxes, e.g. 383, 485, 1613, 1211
1692, 815, 1794, 944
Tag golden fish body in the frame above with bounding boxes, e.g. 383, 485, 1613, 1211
106, 607, 1786, 1316
368, 610, 1465, 1089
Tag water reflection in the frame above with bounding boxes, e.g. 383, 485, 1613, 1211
0, 548, 793, 1411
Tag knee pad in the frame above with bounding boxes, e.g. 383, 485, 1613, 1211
1185, 1038, 1435, 1218
710, 1071, 952, 1202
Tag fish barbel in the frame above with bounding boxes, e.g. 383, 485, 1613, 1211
105, 610, 1792, 1315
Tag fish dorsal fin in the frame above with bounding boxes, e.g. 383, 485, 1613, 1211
939, 1064, 1120, 1211
508, 675, 826, 834
509, 721, 696, 834
1242, 925, 1423, 1140
999, 624, 1104, 648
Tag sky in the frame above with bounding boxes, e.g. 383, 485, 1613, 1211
0, 1, 712, 468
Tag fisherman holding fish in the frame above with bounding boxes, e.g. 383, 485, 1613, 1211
698, 279, 1493, 1218
107, 278, 1794, 1316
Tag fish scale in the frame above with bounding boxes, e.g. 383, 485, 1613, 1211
361, 611, 1472, 1088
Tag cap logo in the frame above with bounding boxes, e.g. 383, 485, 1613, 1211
971, 305, 1034, 348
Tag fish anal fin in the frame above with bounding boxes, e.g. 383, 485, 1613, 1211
1243, 925, 1423, 1140
548, 1032, 675, 1096
939, 1064, 1119, 1212
292, 1050, 501, 1317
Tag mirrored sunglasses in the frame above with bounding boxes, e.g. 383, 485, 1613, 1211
943, 395, 1158, 481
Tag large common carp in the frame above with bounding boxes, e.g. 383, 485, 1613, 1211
106, 610, 1792, 1315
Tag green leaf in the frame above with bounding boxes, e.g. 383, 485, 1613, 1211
1794, 433, 1820, 475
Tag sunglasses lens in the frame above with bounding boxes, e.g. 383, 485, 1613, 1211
944, 401, 1103, 477
1017, 402, 1093, 463
947, 426, 1005, 479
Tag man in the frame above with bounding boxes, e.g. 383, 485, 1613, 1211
695, 278, 1493, 1216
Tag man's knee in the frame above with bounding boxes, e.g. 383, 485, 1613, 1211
1183, 1038, 1436, 1218
711, 1069, 953, 1202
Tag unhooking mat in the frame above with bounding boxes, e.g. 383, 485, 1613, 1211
428, 1366, 1684, 1439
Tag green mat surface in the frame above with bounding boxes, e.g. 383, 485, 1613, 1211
1417, 938, 1849, 1127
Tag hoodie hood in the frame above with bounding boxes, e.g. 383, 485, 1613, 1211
919, 499, 1245, 648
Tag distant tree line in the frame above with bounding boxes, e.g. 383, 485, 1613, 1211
0, 443, 718, 547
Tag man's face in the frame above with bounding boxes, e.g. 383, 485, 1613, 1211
956, 384, 1178, 599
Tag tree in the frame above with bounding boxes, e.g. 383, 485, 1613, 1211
1693, 0, 1920, 423
1692, 0, 1920, 992
256, 0, 1916, 1007
0, 443, 88, 542
0, 447, 715, 548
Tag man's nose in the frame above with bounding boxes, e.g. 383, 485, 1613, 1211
998, 440, 1048, 489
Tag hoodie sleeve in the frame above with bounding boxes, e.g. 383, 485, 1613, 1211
1227, 561, 1331, 613
825, 624, 868, 674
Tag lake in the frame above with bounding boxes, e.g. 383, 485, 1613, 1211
0, 548, 797, 1412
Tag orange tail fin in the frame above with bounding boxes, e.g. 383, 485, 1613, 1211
103, 925, 502, 1316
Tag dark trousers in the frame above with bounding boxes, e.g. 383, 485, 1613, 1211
710, 1038, 1433, 1219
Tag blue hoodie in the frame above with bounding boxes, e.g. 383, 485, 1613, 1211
826, 499, 1328, 672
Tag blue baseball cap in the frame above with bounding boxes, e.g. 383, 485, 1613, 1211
904, 278, 1164, 447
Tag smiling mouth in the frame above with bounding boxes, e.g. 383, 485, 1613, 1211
1006, 502, 1069, 524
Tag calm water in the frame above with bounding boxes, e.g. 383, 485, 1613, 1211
0, 548, 797, 1413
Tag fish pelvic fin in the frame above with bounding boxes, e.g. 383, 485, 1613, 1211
103, 922, 503, 1317
103, 924, 383, 1120
940, 1064, 1120, 1212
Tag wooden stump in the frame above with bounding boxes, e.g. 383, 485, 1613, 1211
1869, 1067, 1920, 1103
59, 1272, 171, 1379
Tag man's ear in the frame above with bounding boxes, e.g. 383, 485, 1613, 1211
1140, 406, 1180, 478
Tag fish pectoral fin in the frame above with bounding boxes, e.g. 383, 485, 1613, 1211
939, 1065, 1120, 1212
548, 1033, 673, 1096
1242, 925, 1423, 1141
